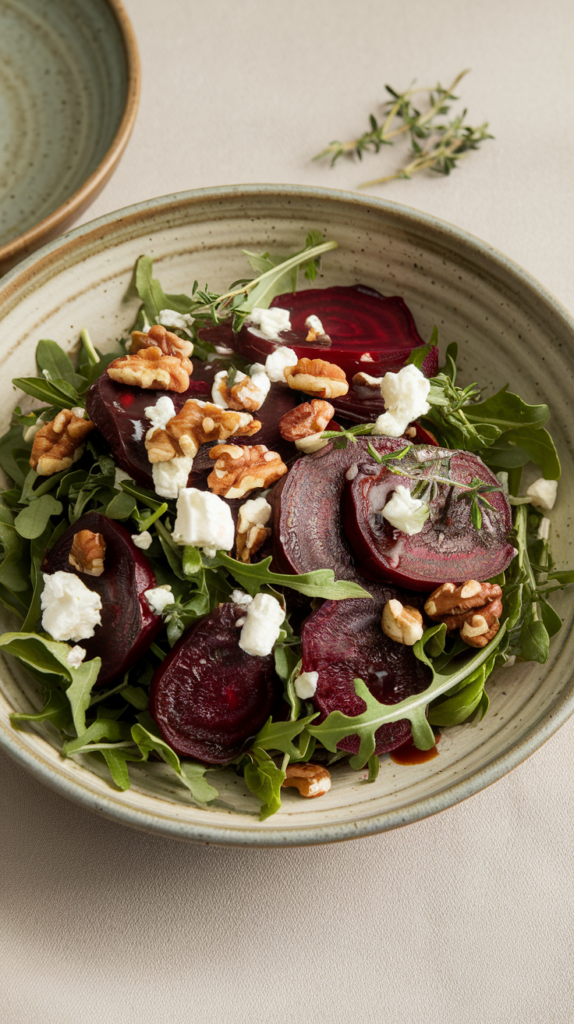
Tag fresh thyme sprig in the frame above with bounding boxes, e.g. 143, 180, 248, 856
313, 70, 492, 188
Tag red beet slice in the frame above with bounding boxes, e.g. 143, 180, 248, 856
271, 437, 407, 585
86, 367, 298, 491
301, 588, 432, 755
235, 285, 438, 420
41, 512, 162, 688
342, 446, 515, 591
86, 371, 210, 487
149, 602, 282, 764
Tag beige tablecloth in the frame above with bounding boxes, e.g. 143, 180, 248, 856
2, 1, 574, 1021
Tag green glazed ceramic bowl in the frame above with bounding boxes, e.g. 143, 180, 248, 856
0, 0, 139, 274
0, 185, 573, 846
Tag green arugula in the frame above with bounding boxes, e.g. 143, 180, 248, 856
206, 551, 372, 601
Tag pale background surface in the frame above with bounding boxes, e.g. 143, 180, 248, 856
2, 1, 574, 1021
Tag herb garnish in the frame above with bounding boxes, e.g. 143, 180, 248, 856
313, 70, 492, 188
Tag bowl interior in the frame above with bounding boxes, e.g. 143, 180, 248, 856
0, 186, 573, 846
0, 0, 131, 252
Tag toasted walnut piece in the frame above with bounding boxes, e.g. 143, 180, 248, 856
424, 580, 503, 649
283, 357, 349, 399
236, 523, 270, 563
236, 497, 272, 563
207, 444, 287, 499
381, 599, 424, 646
278, 399, 335, 442
69, 530, 106, 577
30, 409, 95, 476
107, 346, 192, 393
130, 324, 193, 359
146, 400, 260, 463
214, 371, 269, 413
282, 763, 331, 798
352, 371, 384, 390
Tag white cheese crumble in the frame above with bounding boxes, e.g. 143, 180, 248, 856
157, 309, 195, 335
211, 369, 243, 407
305, 315, 325, 335
294, 670, 318, 699
372, 364, 431, 438
144, 585, 174, 615
238, 592, 285, 657
247, 307, 292, 342
264, 346, 298, 383
152, 456, 193, 499
537, 517, 551, 541
66, 645, 87, 669
237, 496, 272, 535
41, 571, 102, 643
230, 590, 253, 609
382, 485, 430, 536
526, 478, 558, 511
145, 395, 176, 431
132, 530, 153, 550
172, 487, 235, 555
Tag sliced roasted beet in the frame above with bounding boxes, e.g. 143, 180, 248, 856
86, 372, 210, 487
41, 512, 162, 688
301, 588, 432, 755
271, 437, 405, 584
342, 446, 515, 591
149, 602, 282, 764
86, 369, 298, 491
235, 285, 438, 421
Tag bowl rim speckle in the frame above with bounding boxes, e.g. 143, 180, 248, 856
0, 0, 141, 273
1, 182, 574, 847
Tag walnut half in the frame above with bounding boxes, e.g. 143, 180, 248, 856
145, 400, 261, 463
283, 357, 349, 399
107, 346, 192, 393
30, 409, 95, 476
278, 399, 335, 441
282, 763, 332, 798
207, 444, 287, 499
69, 530, 106, 576
424, 580, 503, 648
381, 599, 424, 646
130, 323, 193, 360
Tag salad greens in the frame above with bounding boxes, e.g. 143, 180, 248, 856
0, 238, 571, 822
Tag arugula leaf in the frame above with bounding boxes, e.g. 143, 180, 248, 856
465, 386, 549, 432
428, 664, 488, 726
244, 749, 285, 821
0, 632, 101, 734
63, 719, 132, 756
14, 495, 63, 540
12, 376, 81, 410
253, 714, 317, 759
208, 552, 372, 600
36, 340, 87, 391
135, 256, 195, 323
367, 754, 380, 782
102, 748, 143, 790
10, 687, 72, 731
104, 490, 138, 520
179, 761, 219, 803
131, 722, 218, 804
406, 328, 438, 371
309, 624, 507, 768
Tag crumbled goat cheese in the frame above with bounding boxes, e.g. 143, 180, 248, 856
295, 431, 329, 454
144, 585, 174, 615
382, 485, 430, 536
114, 467, 133, 488
132, 530, 153, 550
41, 571, 102, 642
212, 369, 243, 407
305, 315, 325, 335
211, 368, 269, 411
251, 369, 271, 400
152, 456, 193, 499
238, 592, 285, 657
145, 395, 176, 431
237, 496, 272, 535
346, 464, 359, 481
264, 346, 298, 383
172, 487, 235, 555
248, 307, 292, 342
141, 313, 152, 333
294, 671, 319, 699
372, 364, 431, 438
359, 352, 375, 362
230, 590, 253, 609
526, 478, 558, 511
66, 645, 87, 669
537, 517, 551, 541
157, 309, 195, 334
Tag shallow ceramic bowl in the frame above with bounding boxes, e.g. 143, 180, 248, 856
0, 185, 573, 846
0, 0, 139, 274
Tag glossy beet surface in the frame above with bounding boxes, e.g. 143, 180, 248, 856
86, 367, 297, 490
150, 603, 282, 764
42, 512, 162, 688
342, 445, 515, 591
302, 588, 432, 755
271, 437, 406, 585
235, 285, 438, 420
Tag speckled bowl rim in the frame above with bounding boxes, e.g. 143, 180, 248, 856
1, 183, 574, 847
0, 0, 140, 270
